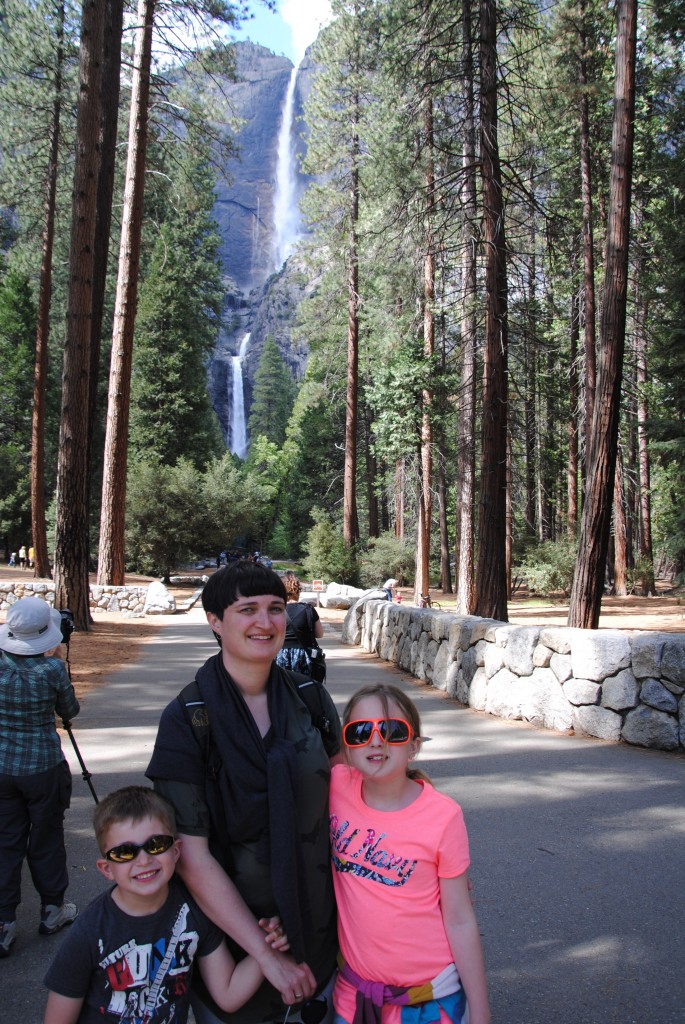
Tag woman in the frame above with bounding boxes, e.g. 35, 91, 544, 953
147, 562, 341, 1024
0, 597, 79, 957
275, 574, 325, 681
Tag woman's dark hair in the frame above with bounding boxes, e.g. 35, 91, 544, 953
202, 561, 287, 619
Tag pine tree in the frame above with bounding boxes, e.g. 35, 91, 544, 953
0, 270, 37, 550
127, 138, 225, 469
247, 336, 296, 448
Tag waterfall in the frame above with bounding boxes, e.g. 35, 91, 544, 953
273, 66, 301, 269
229, 333, 250, 459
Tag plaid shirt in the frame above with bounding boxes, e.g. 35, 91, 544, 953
0, 651, 79, 775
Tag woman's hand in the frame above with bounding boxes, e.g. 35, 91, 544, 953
259, 953, 316, 1005
259, 916, 290, 952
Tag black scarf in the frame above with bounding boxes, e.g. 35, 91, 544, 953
189, 655, 312, 963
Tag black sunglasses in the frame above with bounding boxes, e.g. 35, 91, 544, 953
343, 718, 412, 747
104, 834, 175, 863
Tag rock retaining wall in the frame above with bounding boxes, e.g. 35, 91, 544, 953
1, 581, 151, 616
342, 599, 685, 752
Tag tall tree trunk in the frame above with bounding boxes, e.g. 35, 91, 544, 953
364, 401, 379, 538
394, 459, 405, 538
98, 0, 155, 585
524, 169, 537, 538
54, 0, 106, 627
455, 0, 478, 614
636, 313, 655, 594
612, 443, 628, 595
31, 0, 65, 582
567, 275, 580, 537
568, 0, 637, 628
414, 13, 435, 607
343, 91, 360, 549
87, 0, 124, 491
474, 0, 509, 622
579, 0, 597, 465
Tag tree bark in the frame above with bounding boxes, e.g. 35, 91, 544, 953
342, 91, 360, 549
455, 0, 478, 615
567, 0, 637, 628
474, 0, 509, 622
54, 0, 106, 627
579, 0, 597, 464
364, 400, 379, 538
87, 0, 124, 484
612, 443, 628, 595
394, 459, 405, 538
414, 5, 435, 607
98, 0, 155, 585
31, 0, 65, 582
567, 274, 580, 536
636, 313, 655, 593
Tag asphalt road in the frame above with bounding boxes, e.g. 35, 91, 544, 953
4, 609, 684, 1023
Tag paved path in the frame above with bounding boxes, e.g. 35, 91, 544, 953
4, 611, 684, 1023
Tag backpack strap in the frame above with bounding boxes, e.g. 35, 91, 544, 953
286, 671, 335, 754
178, 679, 221, 780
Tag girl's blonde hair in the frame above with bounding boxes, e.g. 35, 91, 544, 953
342, 683, 432, 784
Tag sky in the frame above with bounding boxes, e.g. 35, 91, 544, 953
233, 0, 333, 65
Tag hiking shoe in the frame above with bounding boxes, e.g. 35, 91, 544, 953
0, 921, 17, 957
39, 902, 78, 935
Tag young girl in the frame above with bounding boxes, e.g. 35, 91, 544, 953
329, 684, 491, 1024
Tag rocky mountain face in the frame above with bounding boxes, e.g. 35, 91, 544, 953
206, 41, 317, 452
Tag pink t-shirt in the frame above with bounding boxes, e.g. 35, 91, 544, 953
329, 764, 471, 1024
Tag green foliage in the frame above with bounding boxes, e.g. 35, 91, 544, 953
274, 367, 346, 558
303, 508, 359, 585
129, 135, 225, 468
0, 268, 37, 545
200, 452, 276, 552
516, 539, 578, 597
247, 336, 296, 448
625, 556, 656, 597
358, 531, 415, 588
125, 452, 276, 577
125, 459, 203, 579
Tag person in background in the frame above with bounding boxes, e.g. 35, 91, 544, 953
382, 578, 398, 602
330, 683, 491, 1024
18, 545, 27, 570
275, 573, 325, 680
0, 597, 80, 957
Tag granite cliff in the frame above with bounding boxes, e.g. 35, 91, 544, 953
206, 40, 317, 452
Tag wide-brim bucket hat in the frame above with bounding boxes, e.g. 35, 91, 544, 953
0, 597, 63, 655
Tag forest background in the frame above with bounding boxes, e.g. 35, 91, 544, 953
0, 0, 683, 632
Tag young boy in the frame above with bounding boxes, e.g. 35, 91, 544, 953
43, 787, 286, 1024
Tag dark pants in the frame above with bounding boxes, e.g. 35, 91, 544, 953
0, 761, 72, 921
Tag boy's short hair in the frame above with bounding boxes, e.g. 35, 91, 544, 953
93, 786, 176, 854
202, 561, 286, 619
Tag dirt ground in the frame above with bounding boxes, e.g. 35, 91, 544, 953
1, 567, 683, 704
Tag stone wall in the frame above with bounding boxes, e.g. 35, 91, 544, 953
342, 599, 685, 752
1, 581, 149, 616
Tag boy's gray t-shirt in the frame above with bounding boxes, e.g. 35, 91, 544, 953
44, 876, 222, 1024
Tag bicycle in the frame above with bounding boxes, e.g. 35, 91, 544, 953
419, 592, 442, 610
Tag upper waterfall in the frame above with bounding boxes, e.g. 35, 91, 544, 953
273, 66, 301, 269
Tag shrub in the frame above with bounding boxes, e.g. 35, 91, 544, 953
515, 538, 577, 597
358, 531, 415, 588
302, 509, 358, 585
